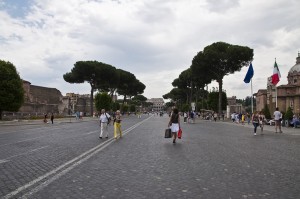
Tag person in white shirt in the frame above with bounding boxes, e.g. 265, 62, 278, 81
273, 107, 283, 133
99, 109, 111, 139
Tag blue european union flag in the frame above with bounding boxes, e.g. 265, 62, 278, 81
243, 63, 254, 83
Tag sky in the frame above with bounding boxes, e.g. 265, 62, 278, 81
0, 0, 300, 100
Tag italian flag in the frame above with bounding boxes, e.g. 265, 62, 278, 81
272, 61, 281, 85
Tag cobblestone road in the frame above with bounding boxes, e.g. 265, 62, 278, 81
0, 115, 299, 199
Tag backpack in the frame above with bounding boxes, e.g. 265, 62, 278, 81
105, 113, 111, 124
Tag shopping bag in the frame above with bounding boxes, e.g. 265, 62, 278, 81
178, 128, 182, 139
164, 128, 172, 138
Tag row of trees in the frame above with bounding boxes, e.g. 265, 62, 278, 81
163, 42, 253, 114
63, 61, 146, 115
94, 92, 152, 114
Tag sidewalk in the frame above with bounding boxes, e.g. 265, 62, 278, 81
195, 118, 300, 135
222, 119, 300, 135
0, 117, 99, 126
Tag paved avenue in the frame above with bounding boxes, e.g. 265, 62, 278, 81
0, 115, 299, 199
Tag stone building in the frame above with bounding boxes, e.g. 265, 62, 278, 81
4, 80, 91, 118
147, 98, 165, 112
255, 89, 267, 112
226, 96, 244, 118
256, 53, 300, 115
62, 93, 91, 116
20, 80, 63, 114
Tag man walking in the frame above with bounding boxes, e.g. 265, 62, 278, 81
273, 107, 283, 133
99, 109, 111, 139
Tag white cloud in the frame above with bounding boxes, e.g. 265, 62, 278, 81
0, 0, 300, 100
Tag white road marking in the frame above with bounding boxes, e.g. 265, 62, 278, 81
84, 130, 99, 135
3, 116, 153, 199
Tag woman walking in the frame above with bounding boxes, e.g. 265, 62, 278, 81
114, 110, 122, 139
258, 111, 265, 134
252, 111, 259, 136
168, 108, 181, 143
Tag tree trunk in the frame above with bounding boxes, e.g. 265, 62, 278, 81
90, 86, 94, 117
123, 95, 127, 105
218, 79, 223, 116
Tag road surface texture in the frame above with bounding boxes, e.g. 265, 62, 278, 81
0, 115, 299, 199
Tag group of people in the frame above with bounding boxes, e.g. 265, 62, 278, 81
183, 111, 196, 123
43, 113, 54, 124
98, 109, 122, 139
251, 107, 283, 135
231, 112, 251, 125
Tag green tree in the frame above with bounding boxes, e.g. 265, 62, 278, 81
181, 104, 190, 112
285, 107, 293, 121
121, 104, 128, 113
117, 69, 146, 104
191, 42, 253, 115
207, 91, 227, 112
262, 104, 271, 119
94, 92, 112, 112
63, 61, 117, 116
111, 102, 120, 112
0, 60, 24, 120
129, 104, 136, 112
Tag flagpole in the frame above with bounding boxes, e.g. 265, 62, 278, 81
275, 85, 278, 108
251, 79, 253, 113
274, 57, 278, 108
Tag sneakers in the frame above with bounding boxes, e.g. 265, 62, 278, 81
254, 133, 256, 136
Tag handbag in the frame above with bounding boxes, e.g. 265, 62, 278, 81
178, 128, 182, 139
164, 128, 172, 138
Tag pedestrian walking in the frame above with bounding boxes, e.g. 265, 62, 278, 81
213, 112, 218, 122
99, 109, 111, 139
252, 111, 259, 136
114, 110, 122, 139
241, 113, 245, 125
273, 107, 283, 133
183, 112, 187, 123
258, 111, 265, 134
50, 113, 54, 124
44, 113, 48, 123
168, 108, 181, 144
246, 113, 251, 125
231, 112, 235, 122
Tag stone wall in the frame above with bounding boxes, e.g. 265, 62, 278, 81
3, 80, 93, 119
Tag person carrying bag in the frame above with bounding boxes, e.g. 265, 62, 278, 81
168, 108, 181, 144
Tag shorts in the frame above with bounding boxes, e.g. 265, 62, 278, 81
171, 123, 179, 133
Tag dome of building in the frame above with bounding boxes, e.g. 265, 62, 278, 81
289, 52, 300, 73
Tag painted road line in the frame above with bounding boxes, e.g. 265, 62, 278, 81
3, 116, 153, 199
83, 130, 99, 135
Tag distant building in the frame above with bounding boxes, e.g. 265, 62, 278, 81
255, 53, 300, 115
255, 89, 267, 112
4, 80, 92, 119
226, 96, 243, 116
20, 80, 63, 114
147, 98, 165, 112
62, 93, 91, 115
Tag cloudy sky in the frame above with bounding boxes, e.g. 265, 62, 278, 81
1, 0, 299, 100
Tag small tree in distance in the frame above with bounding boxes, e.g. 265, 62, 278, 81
262, 104, 271, 119
94, 92, 112, 113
